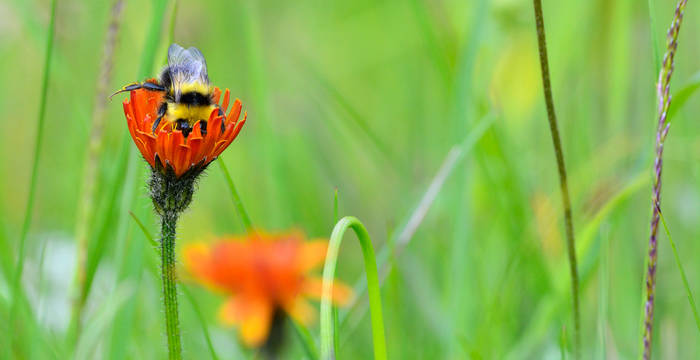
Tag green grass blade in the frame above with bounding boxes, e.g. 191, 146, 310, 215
129, 211, 158, 249
13, 0, 57, 299
218, 157, 254, 232
290, 318, 320, 360
667, 71, 700, 121
10, 0, 57, 354
332, 188, 340, 356
321, 216, 386, 360
655, 204, 700, 334
182, 287, 220, 360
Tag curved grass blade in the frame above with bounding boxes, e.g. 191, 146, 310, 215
332, 188, 340, 356
321, 217, 386, 360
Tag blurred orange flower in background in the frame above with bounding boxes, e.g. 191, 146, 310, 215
183, 231, 353, 347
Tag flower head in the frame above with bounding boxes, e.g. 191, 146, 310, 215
122, 82, 246, 178
183, 231, 353, 348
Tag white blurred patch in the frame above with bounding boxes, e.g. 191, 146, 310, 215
23, 232, 117, 334
24, 232, 76, 333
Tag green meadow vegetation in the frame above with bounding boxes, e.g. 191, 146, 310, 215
2, 0, 700, 358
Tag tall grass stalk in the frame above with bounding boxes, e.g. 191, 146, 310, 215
320, 216, 386, 360
531, 0, 580, 354
11, 0, 57, 351
642, 1, 688, 358
70, 0, 124, 341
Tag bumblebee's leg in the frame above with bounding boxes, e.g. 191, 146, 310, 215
152, 116, 164, 134
199, 120, 208, 136
217, 106, 226, 133
176, 119, 192, 138
110, 81, 166, 99
142, 82, 167, 92
152, 102, 168, 134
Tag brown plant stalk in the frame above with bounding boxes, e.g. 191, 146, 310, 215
531, 0, 580, 355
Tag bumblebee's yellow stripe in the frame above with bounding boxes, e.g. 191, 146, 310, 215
178, 82, 211, 95
167, 103, 216, 124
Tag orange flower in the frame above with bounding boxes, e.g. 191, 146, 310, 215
122, 82, 246, 177
183, 231, 353, 347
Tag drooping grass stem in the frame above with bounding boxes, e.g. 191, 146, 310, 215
531, 0, 580, 355
160, 212, 182, 360
643, 3, 689, 358
320, 216, 386, 360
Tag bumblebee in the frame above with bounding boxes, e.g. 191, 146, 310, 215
112, 43, 224, 137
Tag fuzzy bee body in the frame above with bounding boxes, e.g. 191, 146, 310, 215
113, 44, 223, 136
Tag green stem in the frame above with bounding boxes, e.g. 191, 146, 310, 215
218, 157, 253, 232
320, 216, 386, 360
160, 213, 182, 360
532, 0, 581, 356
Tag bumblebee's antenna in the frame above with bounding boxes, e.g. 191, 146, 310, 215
109, 81, 166, 100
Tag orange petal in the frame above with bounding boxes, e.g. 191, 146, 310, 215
221, 89, 230, 114
283, 298, 315, 325
183, 243, 212, 279
219, 296, 273, 347
302, 277, 354, 306
297, 240, 329, 272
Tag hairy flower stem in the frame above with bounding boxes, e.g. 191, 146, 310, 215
643, 1, 688, 359
149, 166, 197, 360
532, 0, 580, 355
160, 212, 182, 360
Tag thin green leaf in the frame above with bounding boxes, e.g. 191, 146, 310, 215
667, 71, 700, 121
655, 203, 700, 334
218, 157, 254, 232
129, 211, 158, 248
290, 318, 320, 360
182, 287, 220, 360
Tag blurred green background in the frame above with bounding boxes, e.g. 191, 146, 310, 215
2, 0, 700, 358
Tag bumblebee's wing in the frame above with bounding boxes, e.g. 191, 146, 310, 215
167, 44, 210, 93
